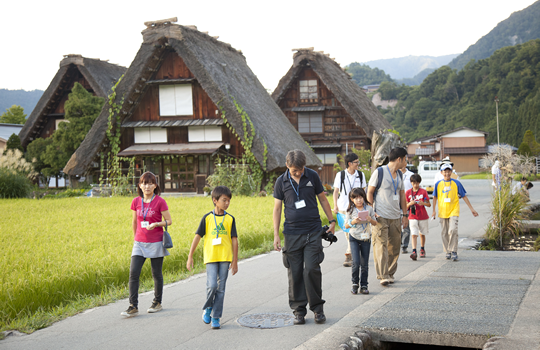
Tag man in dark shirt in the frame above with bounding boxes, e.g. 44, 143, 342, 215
273, 150, 336, 325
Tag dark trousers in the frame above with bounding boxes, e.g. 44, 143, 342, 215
128, 255, 164, 307
282, 230, 325, 316
401, 224, 410, 249
349, 236, 371, 287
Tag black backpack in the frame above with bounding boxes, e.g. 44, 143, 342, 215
373, 166, 403, 202
339, 169, 365, 196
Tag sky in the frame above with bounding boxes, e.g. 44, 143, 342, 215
1, 0, 537, 92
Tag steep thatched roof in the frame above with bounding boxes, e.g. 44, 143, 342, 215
19, 55, 126, 147
271, 49, 392, 139
64, 21, 321, 176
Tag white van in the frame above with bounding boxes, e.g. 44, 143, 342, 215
417, 161, 442, 193
417, 161, 459, 193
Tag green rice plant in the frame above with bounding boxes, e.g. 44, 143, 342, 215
484, 182, 530, 248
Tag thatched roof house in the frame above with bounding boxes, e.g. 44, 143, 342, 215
64, 19, 320, 193
271, 48, 392, 183
19, 55, 126, 147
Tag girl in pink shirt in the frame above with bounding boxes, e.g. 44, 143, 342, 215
121, 172, 172, 317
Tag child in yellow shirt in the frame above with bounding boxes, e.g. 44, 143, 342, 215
187, 186, 238, 329
432, 164, 478, 261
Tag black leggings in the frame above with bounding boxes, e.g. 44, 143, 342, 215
128, 255, 164, 307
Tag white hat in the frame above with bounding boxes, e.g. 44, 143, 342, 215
441, 163, 453, 171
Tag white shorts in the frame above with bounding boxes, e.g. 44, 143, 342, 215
410, 219, 429, 236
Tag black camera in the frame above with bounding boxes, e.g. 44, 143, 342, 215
321, 225, 338, 245
410, 204, 416, 216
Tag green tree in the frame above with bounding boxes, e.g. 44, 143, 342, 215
42, 83, 104, 175
521, 130, 540, 156
25, 137, 53, 183
4, 133, 23, 154
0, 105, 26, 124
347, 63, 394, 87
517, 142, 532, 156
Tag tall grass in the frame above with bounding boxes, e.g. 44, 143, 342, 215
484, 183, 530, 247
0, 195, 332, 332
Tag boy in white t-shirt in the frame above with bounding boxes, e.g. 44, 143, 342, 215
406, 174, 431, 260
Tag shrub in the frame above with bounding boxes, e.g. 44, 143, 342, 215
207, 156, 256, 196
484, 182, 530, 248
0, 169, 32, 198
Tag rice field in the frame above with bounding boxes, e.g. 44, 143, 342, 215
0, 195, 332, 331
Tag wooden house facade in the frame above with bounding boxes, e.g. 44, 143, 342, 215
64, 19, 321, 193
19, 55, 126, 147
272, 48, 392, 184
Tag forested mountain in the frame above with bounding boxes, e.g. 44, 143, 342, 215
396, 68, 436, 86
0, 89, 43, 116
362, 54, 458, 80
379, 39, 540, 147
448, 0, 540, 71
346, 63, 394, 86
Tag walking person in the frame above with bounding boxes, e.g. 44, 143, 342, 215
344, 188, 376, 295
273, 150, 336, 325
121, 171, 172, 317
366, 147, 409, 286
406, 174, 431, 260
333, 152, 366, 267
187, 186, 239, 330
400, 163, 414, 254
432, 164, 479, 261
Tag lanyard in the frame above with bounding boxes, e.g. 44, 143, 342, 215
141, 194, 155, 221
212, 210, 227, 238
386, 166, 399, 195
288, 170, 302, 201
345, 171, 356, 194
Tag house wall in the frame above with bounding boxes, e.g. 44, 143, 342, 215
442, 136, 485, 148
450, 154, 483, 173
121, 50, 245, 193
38, 67, 96, 140
277, 67, 370, 184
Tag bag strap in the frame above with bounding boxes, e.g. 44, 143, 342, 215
339, 170, 346, 194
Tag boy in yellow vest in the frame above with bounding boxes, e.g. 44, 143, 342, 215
432, 164, 478, 261
187, 186, 239, 329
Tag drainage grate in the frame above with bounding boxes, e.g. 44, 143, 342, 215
237, 313, 295, 329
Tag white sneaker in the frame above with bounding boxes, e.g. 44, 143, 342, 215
380, 279, 389, 286
147, 301, 162, 313
388, 277, 395, 284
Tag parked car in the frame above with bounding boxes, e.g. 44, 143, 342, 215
417, 161, 441, 193
417, 161, 458, 193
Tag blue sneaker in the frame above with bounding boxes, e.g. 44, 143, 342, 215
445, 253, 451, 260
211, 317, 221, 329
202, 307, 212, 324
451, 252, 458, 261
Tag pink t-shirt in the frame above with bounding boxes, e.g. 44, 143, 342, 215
406, 188, 429, 221
130, 195, 169, 243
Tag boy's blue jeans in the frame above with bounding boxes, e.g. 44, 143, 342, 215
349, 236, 371, 287
203, 262, 230, 318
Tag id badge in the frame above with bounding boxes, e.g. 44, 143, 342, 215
444, 198, 451, 203
295, 200, 306, 209
212, 237, 222, 246
393, 194, 399, 201
141, 221, 149, 228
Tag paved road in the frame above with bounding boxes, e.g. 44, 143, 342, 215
1, 179, 538, 350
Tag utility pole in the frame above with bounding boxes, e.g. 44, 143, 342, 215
495, 96, 502, 247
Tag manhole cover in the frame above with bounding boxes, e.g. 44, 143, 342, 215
237, 313, 295, 329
